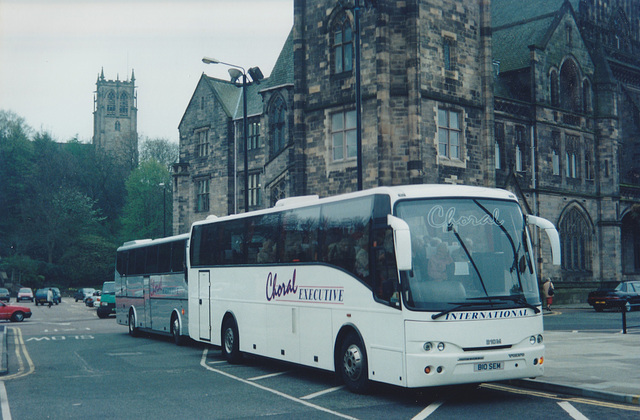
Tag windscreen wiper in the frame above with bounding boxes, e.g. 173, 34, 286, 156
481, 295, 541, 313
447, 222, 489, 296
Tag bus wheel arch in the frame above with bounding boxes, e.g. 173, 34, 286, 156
221, 313, 242, 364
171, 311, 186, 346
128, 307, 139, 337
335, 326, 370, 393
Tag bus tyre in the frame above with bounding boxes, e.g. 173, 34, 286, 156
339, 332, 369, 394
128, 310, 139, 337
221, 317, 242, 364
171, 314, 185, 346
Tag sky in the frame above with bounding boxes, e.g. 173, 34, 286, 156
0, 0, 293, 143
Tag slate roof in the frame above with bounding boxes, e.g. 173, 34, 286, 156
492, 0, 580, 73
259, 28, 294, 91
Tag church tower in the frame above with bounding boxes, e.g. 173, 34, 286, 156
93, 68, 138, 169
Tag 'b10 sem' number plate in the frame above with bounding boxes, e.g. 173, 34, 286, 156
474, 362, 503, 372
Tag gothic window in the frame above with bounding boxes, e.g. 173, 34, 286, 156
269, 96, 286, 155
438, 109, 461, 159
443, 37, 455, 71
195, 178, 210, 212
248, 173, 261, 207
331, 110, 357, 161
248, 119, 261, 150
552, 149, 560, 175
565, 135, 580, 179
550, 70, 559, 107
115, 121, 121, 132
119, 92, 128, 116
514, 125, 526, 172
270, 179, 287, 207
196, 129, 209, 158
107, 91, 116, 115
559, 207, 592, 272
560, 59, 581, 112
494, 122, 504, 170
333, 15, 353, 74
585, 151, 594, 180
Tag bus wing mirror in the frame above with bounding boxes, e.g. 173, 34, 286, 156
387, 215, 412, 271
527, 215, 561, 266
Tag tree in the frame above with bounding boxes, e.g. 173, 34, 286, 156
139, 137, 179, 168
120, 160, 172, 241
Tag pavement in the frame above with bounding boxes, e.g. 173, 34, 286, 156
1, 306, 638, 406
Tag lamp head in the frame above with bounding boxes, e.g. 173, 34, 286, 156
228, 68, 243, 83
202, 57, 220, 64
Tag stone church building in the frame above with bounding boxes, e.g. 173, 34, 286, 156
93, 68, 138, 170
173, 0, 640, 300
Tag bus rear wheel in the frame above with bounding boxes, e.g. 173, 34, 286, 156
171, 314, 186, 346
339, 332, 370, 393
128, 310, 139, 337
221, 317, 242, 364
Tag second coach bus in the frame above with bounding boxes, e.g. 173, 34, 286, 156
187, 185, 560, 392
115, 234, 190, 345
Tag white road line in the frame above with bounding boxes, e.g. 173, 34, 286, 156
411, 401, 444, 420
301, 385, 345, 400
558, 401, 590, 420
200, 348, 358, 420
0, 382, 12, 420
248, 371, 289, 381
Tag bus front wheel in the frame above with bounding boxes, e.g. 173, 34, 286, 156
171, 314, 186, 346
128, 310, 139, 337
221, 317, 242, 364
339, 332, 370, 393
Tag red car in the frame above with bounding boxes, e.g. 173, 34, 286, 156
0, 301, 32, 322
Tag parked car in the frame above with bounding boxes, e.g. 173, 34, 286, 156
85, 290, 101, 307
74, 288, 95, 302
17, 288, 34, 302
97, 281, 116, 318
0, 288, 10, 302
0, 301, 32, 322
34, 288, 61, 306
587, 281, 640, 312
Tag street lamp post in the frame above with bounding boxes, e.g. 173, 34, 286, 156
202, 57, 262, 213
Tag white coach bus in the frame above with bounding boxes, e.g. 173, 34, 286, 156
115, 234, 190, 345
187, 185, 560, 392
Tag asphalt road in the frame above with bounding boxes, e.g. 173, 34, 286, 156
1, 299, 638, 419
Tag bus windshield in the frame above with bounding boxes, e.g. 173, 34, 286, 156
395, 198, 540, 312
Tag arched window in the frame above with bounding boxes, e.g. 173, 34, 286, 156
560, 59, 581, 112
333, 14, 353, 74
559, 206, 592, 272
622, 211, 640, 273
115, 121, 121, 131
119, 92, 128, 116
107, 91, 116, 115
269, 96, 286, 155
550, 70, 559, 107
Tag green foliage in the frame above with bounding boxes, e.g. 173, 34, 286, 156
120, 160, 173, 242
0, 109, 167, 290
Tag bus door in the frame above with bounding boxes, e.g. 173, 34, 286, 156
198, 271, 211, 341
143, 276, 151, 328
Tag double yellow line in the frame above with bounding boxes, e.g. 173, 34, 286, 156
2, 327, 35, 380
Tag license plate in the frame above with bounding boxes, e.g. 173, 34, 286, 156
474, 362, 504, 372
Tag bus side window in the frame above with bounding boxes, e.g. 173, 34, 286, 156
373, 228, 399, 306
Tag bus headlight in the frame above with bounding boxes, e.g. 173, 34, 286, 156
537, 334, 543, 343
423, 342, 433, 352
529, 336, 536, 345
437, 342, 445, 351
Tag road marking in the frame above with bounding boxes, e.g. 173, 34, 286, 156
300, 385, 345, 400
2, 328, 35, 381
0, 381, 12, 420
558, 401, 589, 420
411, 401, 444, 419
200, 348, 358, 420
248, 371, 289, 381
482, 383, 640, 412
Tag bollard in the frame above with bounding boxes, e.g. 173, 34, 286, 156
622, 301, 631, 334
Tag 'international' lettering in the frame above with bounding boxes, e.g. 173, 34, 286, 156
443, 309, 530, 321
